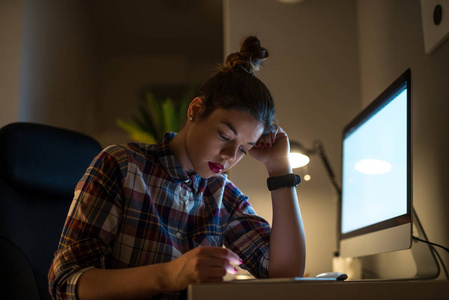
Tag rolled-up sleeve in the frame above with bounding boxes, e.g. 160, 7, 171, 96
49, 239, 106, 299
48, 146, 126, 299
222, 182, 271, 279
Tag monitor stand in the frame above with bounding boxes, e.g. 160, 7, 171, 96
355, 208, 440, 280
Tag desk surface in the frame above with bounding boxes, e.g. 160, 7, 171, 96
188, 279, 449, 300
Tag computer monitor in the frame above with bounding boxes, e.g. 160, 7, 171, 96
340, 69, 412, 258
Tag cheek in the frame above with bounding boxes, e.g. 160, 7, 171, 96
188, 126, 209, 150
190, 135, 219, 159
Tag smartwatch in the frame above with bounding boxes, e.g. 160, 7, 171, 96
267, 174, 302, 191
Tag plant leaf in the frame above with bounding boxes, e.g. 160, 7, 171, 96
116, 118, 135, 132
130, 131, 157, 144
137, 105, 158, 138
162, 97, 176, 133
116, 119, 157, 144
144, 92, 163, 136
177, 95, 190, 130
117, 85, 198, 143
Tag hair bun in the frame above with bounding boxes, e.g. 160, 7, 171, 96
225, 36, 269, 74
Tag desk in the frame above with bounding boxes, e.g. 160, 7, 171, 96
188, 279, 449, 300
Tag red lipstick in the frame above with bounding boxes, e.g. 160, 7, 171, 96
208, 162, 224, 173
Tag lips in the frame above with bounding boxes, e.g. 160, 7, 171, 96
208, 162, 224, 174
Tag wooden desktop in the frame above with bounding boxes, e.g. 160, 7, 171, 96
188, 278, 449, 300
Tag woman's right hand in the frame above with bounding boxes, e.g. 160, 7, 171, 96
249, 126, 292, 177
164, 247, 242, 291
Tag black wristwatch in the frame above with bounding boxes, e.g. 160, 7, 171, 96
267, 174, 302, 191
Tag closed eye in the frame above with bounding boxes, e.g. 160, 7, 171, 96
219, 132, 231, 141
220, 132, 247, 155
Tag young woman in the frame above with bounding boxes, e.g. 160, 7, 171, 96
49, 36, 306, 300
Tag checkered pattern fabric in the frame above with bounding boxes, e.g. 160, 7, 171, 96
48, 133, 271, 300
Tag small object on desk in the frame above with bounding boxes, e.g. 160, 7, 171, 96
316, 272, 348, 281
228, 277, 338, 284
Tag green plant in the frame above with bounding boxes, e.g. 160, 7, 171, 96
117, 86, 194, 144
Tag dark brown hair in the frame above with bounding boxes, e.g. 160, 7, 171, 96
194, 36, 276, 134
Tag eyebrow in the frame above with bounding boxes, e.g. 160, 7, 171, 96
221, 121, 257, 146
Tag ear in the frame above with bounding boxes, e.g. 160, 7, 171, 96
187, 97, 204, 121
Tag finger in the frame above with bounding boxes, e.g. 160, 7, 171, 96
208, 257, 239, 275
265, 125, 279, 146
271, 125, 280, 144
226, 264, 239, 275
257, 135, 272, 149
221, 248, 242, 266
214, 248, 241, 266
222, 263, 239, 275
266, 133, 275, 149
256, 135, 267, 148
197, 247, 242, 266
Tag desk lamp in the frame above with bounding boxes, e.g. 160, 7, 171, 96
289, 140, 341, 197
289, 140, 342, 254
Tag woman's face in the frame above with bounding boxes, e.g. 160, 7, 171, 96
184, 108, 264, 178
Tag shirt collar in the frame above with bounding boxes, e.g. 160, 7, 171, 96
156, 132, 206, 193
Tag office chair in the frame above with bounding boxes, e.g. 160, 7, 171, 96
0, 122, 102, 300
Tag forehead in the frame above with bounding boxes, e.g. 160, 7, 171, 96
209, 108, 264, 139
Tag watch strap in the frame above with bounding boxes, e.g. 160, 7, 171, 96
267, 174, 301, 191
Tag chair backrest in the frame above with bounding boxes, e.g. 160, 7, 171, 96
0, 122, 102, 300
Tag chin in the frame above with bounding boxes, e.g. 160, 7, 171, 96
202, 171, 219, 179
197, 169, 221, 179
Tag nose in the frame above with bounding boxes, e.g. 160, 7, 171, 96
221, 143, 239, 161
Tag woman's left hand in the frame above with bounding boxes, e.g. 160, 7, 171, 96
249, 126, 291, 175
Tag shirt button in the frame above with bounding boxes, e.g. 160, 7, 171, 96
176, 232, 182, 238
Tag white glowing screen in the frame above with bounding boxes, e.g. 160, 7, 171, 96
355, 159, 392, 175
342, 89, 408, 234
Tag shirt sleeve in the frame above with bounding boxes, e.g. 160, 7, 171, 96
222, 180, 271, 279
48, 146, 126, 300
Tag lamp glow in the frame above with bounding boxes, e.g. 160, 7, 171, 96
289, 152, 310, 169
355, 159, 392, 175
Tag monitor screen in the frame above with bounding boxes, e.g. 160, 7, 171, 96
340, 69, 412, 258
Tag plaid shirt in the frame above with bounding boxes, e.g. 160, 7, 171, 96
48, 132, 271, 300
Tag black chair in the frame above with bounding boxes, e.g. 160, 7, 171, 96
0, 122, 102, 300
